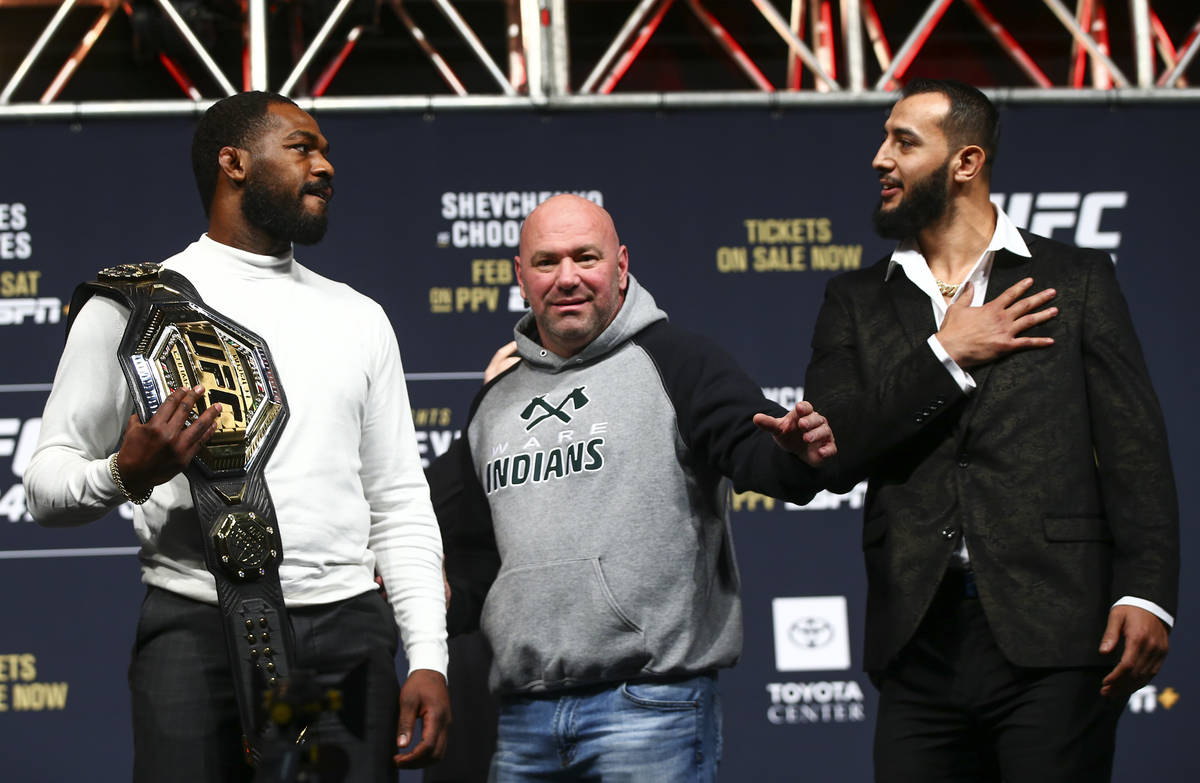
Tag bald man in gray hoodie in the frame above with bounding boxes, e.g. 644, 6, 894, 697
450, 195, 835, 782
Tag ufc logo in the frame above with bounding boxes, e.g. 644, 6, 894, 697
0, 417, 40, 477
991, 191, 1126, 252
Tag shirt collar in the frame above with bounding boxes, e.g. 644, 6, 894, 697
199, 233, 294, 270
884, 202, 1030, 281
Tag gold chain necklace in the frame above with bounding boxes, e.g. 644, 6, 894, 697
935, 278, 960, 297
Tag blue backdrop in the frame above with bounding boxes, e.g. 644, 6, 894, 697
0, 101, 1195, 780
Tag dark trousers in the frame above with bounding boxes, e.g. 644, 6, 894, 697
129, 586, 400, 783
874, 571, 1124, 783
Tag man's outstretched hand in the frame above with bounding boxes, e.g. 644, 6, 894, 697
115, 385, 222, 496
753, 401, 837, 466
394, 669, 451, 768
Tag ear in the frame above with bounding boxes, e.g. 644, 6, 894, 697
513, 256, 526, 300
617, 246, 629, 293
952, 144, 986, 183
218, 145, 248, 185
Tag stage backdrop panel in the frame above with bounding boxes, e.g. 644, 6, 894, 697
1, 102, 1195, 781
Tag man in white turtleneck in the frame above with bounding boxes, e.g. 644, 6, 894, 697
24, 92, 449, 782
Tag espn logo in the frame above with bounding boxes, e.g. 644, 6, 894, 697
0, 298, 60, 326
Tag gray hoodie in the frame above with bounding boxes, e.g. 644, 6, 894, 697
466, 276, 823, 694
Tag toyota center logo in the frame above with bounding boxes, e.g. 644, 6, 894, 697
789, 617, 834, 649
772, 596, 851, 672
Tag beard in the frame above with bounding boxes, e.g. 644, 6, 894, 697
872, 158, 951, 240
241, 174, 331, 246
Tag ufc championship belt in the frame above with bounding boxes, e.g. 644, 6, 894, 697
69, 262, 294, 764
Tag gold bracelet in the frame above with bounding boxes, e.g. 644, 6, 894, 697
108, 453, 152, 505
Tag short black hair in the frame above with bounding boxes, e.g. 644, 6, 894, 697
190, 91, 298, 217
902, 78, 999, 171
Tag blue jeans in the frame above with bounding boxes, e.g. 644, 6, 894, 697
489, 673, 722, 782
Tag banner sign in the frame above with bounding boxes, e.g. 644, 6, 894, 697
1, 103, 1195, 781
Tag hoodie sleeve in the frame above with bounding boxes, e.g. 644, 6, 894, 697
635, 321, 824, 504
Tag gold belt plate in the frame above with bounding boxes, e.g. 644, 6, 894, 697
129, 303, 284, 478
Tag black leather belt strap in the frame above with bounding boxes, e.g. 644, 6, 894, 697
70, 262, 294, 765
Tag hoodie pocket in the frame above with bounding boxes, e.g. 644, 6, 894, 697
482, 557, 650, 690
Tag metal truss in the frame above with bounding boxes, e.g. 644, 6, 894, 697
1, 0, 1198, 118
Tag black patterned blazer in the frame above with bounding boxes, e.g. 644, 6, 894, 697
804, 230, 1178, 674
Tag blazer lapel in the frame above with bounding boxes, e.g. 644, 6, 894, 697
884, 269, 938, 351
959, 248, 1032, 422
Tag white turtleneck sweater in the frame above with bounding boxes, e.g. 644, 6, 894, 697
25, 235, 447, 675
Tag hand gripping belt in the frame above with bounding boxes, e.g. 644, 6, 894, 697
69, 262, 294, 765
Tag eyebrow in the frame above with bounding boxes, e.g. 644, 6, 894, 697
888, 124, 921, 141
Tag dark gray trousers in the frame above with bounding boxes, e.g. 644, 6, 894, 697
129, 585, 400, 783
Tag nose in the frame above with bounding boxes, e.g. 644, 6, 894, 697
313, 150, 334, 180
872, 140, 892, 174
554, 258, 582, 288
